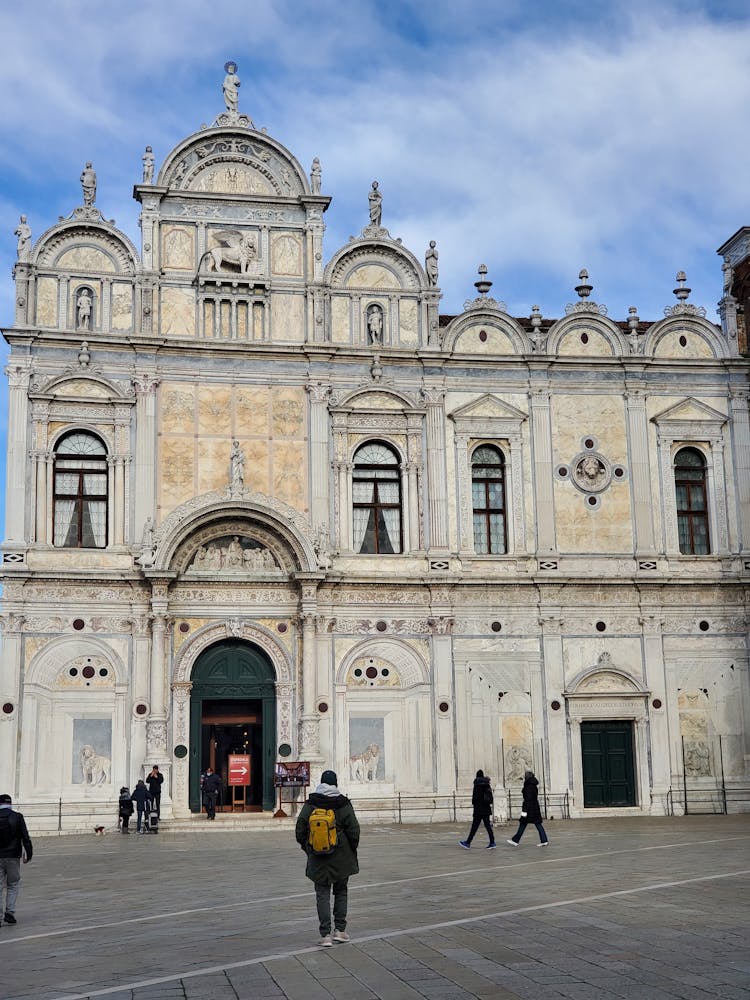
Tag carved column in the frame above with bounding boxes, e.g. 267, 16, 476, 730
307, 383, 331, 533
539, 615, 567, 794
640, 615, 670, 808
567, 716, 582, 811
6, 363, 32, 543
423, 386, 448, 551
106, 456, 116, 548
729, 390, 750, 553
430, 616, 456, 793
170, 680, 192, 817
625, 385, 656, 554
147, 581, 170, 760
708, 435, 730, 555
634, 717, 651, 812
508, 431, 528, 552
132, 372, 160, 542
0, 612, 24, 796
657, 433, 678, 556
530, 386, 556, 554
454, 430, 471, 553
298, 577, 323, 759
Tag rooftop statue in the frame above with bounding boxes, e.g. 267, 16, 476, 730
80, 162, 97, 206
142, 146, 155, 184
14, 215, 31, 261
425, 240, 439, 286
223, 61, 241, 114
368, 180, 382, 227
310, 157, 321, 194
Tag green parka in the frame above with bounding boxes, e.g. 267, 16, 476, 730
295, 790, 360, 885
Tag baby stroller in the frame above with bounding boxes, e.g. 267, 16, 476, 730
143, 797, 159, 834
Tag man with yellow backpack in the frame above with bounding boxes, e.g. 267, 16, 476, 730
295, 769, 360, 947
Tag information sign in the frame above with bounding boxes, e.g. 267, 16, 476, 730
228, 754, 251, 786
274, 761, 310, 787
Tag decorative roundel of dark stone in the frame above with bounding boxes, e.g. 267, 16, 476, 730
318, 702, 328, 713
382, 668, 389, 677
2, 703, 13, 715
587, 495, 598, 506
580, 332, 589, 344
99, 668, 108, 677
277, 622, 288, 633
550, 700, 561, 711
558, 466, 568, 477
135, 703, 148, 715
479, 329, 488, 342
679, 335, 687, 347
652, 698, 663, 710
179, 622, 190, 633
595, 621, 606, 632
354, 668, 363, 677
699, 620, 710, 631
278, 743, 292, 758
365, 666, 378, 679
491, 621, 502, 632
73, 618, 85, 631
584, 438, 595, 449
438, 701, 450, 713
82, 665, 96, 679
614, 467, 625, 478
69, 667, 79, 677
375, 620, 388, 632
174, 745, 188, 759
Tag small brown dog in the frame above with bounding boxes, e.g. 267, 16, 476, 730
94, 826, 106, 836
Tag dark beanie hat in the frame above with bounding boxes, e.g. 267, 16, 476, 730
320, 769, 338, 786
0, 794, 11, 804
476, 769, 484, 778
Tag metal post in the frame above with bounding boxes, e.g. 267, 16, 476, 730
718, 735, 727, 815
452, 791, 456, 823
681, 735, 688, 816
540, 739, 548, 819
58, 797, 62, 832
500, 738, 505, 786
398, 791, 402, 824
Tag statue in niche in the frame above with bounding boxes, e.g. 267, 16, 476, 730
230, 439, 245, 488
142, 146, 155, 184
80, 745, 111, 785
684, 740, 711, 777
349, 744, 380, 782
425, 240, 439, 286
506, 745, 532, 782
76, 288, 93, 331
222, 61, 241, 113
310, 157, 321, 194
575, 455, 606, 490
80, 162, 97, 206
314, 522, 332, 570
367, 304, 384, 345
368, 181, 382, 227
14, 215, 31, 260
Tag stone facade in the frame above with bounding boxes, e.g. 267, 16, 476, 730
2, 72, 749, 829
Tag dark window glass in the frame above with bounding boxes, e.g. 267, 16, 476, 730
352, 442, 402, 554
53, 432, 108, 548
674, 447, 709, 555
472, 445, 506, 554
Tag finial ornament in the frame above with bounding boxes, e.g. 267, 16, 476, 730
627, 306, 642, 355
575, 268, 593, 300
80, 162, 97, 206
474, 264, 492, 297
565, 268, 607, 316
664, 270, 706, 318
529, 304, 544, 351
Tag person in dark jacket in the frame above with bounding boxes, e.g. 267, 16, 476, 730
0, 793, 33, 926
118, 787, 134, 833
202, 767, 221, 820
507, 770, 549, 846
295, 769, 360, 947
131, 780, 152, 834
459, 770, 496, 849
146, 765, 164, 817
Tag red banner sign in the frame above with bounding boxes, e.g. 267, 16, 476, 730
228, 754, 251, 786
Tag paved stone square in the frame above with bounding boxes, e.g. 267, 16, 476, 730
1, 815, 748, 1000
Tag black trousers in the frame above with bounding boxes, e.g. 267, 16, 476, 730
465, 814, 494, 845
204, 792, 217, 818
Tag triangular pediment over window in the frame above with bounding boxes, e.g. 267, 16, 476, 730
449, 394, 528, 423
651, 397, 727, 438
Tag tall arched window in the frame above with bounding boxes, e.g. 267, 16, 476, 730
674, 447, 709, 555
472, 445, 506, 554
352, 441, 402, 554
53, 431, 108, 548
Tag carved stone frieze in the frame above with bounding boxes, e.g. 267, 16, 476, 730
146, 719, 168, 756
328, 618, 432, 635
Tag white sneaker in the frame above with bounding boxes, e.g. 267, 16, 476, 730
506, 839, 519, 846
319, 934, 333, 947
332, 929, 350, 943
537, 842, 549, 847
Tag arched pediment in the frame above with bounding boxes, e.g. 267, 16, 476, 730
567, 655, 645, 696
34, 221, 139, 275
327, 240, 424, 292
336, 638, 429, 689
144, 488, 318, 574
33, 372, 134, 403
331, 385, 420, 413
644, 315, 728, 360
158, 128, 309, 197
26, 637, 126, 690
545, 313, 626, 357
443, 311, 528, 355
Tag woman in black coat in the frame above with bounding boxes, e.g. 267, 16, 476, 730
507, 770, 549, 846
459, 770, 496, 849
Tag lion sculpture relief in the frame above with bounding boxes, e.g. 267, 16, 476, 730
349, 743, 380, 782
196, 230, 257, 276
80, 745, 111, 786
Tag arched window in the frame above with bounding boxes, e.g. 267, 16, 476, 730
674, 447, 709, 555
472, 445, 506, 554
53, 431, 108, 548
352, 442, 402, 554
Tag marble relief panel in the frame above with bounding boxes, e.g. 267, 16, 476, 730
197, 386, 232, 436
348, 717, 385, 781
197, 439, 229, 495
551, 394, 627, 461
160, 286, 196, 337
36, 276, 58, 327
162, 384, 196, 434
271, 389, 305, 437
162, 226, 194, 270
331, 296, 350, 343
346, 264, 400, 290
271, 233, 302, 276
555, 479, 633, 553
236, 386, 269, 436
273, 442, 306, 509
110, 283, 133, 330
160, 437, 195, 510
245, 438, 270, 493
191, 162, 274, 195
72, 719, 112, 784
398, 298, 418, 345
270, 293, 304, 342
58, 246, 116, 273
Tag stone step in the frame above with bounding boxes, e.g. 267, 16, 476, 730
161, 812, 298, 833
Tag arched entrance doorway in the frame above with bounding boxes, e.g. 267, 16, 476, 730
189, 640, 277, 813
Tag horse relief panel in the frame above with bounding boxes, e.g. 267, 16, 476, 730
349, 717, 385, 782
73, 719, 112, 786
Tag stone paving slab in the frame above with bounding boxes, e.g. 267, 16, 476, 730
0, 815, 748, 999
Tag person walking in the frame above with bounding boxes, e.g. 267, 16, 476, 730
295, 769, 359, 948
131, 780, 152, 834
0, 793, 33, 927
146, 765, 163, 818
459, 770, 496, 849
507, 770, 549, 847
202, 767, 221, 820
118, 787, 134, 833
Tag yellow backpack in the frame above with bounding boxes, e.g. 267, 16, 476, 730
308, 807, 338, 854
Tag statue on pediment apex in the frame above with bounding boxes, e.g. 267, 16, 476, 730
223, 61, 241, 113
80, 162, 97, 206
368, 180, 382, 227
14, 215, 31, 260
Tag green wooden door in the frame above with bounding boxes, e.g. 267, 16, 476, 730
581, 721, 636, 807
189, 641, 277, 812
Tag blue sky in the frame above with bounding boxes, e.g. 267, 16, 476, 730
1, 0, 750, 531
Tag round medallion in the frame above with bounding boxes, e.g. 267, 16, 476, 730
174, 745, 188, 759
278, 743, 292, 758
